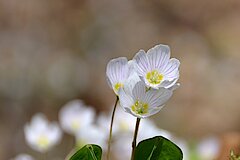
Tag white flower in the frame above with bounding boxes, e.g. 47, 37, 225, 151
113, 135, 132, 160
76, 124, 107, 149
114, 108, 136, 134
96, 112, 111, 132
98, 107, 136, 136
133, 44, 180, 89
106, 57, 132, 95
197, 137, 220, 160
118, 81, 173, 118
59, 100, 95, 135
138, 119, 172, 141
11, 154, 34, 160
24, 113, 62, 153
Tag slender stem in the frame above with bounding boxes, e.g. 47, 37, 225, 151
131, 118, 141, 160
43, 152, 47, 160
107, 96, 119, 160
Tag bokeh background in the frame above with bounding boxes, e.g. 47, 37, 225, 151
1, 0, 240, 159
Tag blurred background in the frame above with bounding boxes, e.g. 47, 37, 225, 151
0, 0, 240, 159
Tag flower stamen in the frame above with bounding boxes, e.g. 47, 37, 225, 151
114, 83, 123, 93
71, 120, 80, 131
37, 135, 49, 149
131, 100, 149, 115
146, 70, 163, 85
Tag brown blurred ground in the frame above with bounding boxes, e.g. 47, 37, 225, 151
0, 0, 240, 159
217, 132, 240, 160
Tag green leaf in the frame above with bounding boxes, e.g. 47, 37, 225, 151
134, 136, 183, 160
69, 144, 102, 160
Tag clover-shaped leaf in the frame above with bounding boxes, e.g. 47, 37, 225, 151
69, 144, 102, 160
134, 136, 183, 160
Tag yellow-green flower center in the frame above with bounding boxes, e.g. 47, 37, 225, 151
131, 100, 149, 115
71, 120, 80, 131
114, 82, 123, 93
146, 70, 163, 85
37, 135, 49, 149
119, 121, 129, 132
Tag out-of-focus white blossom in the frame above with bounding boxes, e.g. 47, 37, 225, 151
11, 154, 34, 160
59, 100, 95, 135
197, 137, 220, 160
106, 57, 132, 95
76, 124, 108, 150
119, 81, 173, 118
133, 44, 180, 89
24, 113, 62, 153
113, 108, 136, 134
139, 119, 172, 141
97, 112, 111, 132
98, 107, 136, 135
113, 135, 132, 160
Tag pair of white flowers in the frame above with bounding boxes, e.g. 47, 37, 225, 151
106, 44, 180, 118
24, 100, 106, 153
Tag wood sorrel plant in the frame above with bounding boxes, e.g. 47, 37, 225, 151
69, 44, 183, 160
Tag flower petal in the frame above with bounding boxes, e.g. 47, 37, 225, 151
133, 50, 150, 76
124, 107, 143, 118
123, 67, 141, 95
48, 122, 62, 145
132, 81, 146, 101
13, 154, 35, 160
106, 57, 129, 88
168, 83, 180, 91
159, 78, 179, 89
162, 58, 180, 80
118, 88, 134, 111
147, 44, 170, 70
144, 88, 173, 109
